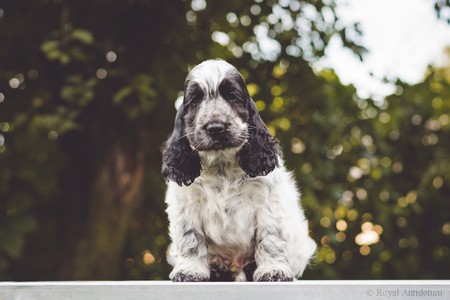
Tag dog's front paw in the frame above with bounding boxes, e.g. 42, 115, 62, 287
254, 270, 293, 282
172, 272, 209, 282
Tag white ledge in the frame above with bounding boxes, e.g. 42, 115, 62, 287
1, 280, 449, 300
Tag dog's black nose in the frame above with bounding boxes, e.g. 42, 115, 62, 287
206, 122, 225, 136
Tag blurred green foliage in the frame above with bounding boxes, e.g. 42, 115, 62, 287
0, 0, 449, 280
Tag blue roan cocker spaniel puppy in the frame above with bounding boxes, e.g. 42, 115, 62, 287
162, 59, 316, 282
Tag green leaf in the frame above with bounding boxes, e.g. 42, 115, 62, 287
71, 29, 94, 44
113, 86, 133, 105
59, 53, 71, 65
40, 40, 59, 54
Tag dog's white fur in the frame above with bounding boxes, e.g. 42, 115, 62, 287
163, 60, 316, 282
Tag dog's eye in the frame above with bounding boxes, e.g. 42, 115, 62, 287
186, 84, 204, 105
190, 92, 203, 104
219, 80, 233, 99
219, 80, 244, 104
225, 92, 245, 104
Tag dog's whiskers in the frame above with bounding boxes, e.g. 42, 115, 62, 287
176, 132, 195, 141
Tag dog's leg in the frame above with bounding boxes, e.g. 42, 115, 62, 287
168, 227, 210, 282
253, 211, 294, 282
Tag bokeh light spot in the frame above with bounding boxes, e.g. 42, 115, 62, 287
442, 222, 450, 235
359, 245, 371, 256
106, 51, 117, 63
143, 250, 156, 265
336, 220, 348, 232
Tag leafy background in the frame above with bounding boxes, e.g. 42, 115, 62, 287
0, 0, 449, 280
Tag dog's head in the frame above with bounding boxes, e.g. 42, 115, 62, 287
162, 59, 279, 186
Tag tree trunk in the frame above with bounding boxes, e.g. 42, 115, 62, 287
71, 138, 145, 279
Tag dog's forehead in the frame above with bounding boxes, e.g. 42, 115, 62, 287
186, 59, 237, 91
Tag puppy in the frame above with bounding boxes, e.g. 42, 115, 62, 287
162, 59, 316, 282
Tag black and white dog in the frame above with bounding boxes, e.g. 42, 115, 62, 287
162, 59, 316, 282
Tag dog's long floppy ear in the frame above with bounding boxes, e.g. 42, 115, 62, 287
162, 103, 201, 186
237, 79, 279, 177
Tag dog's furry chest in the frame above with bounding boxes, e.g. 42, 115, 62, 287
189, 174, 267, 261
